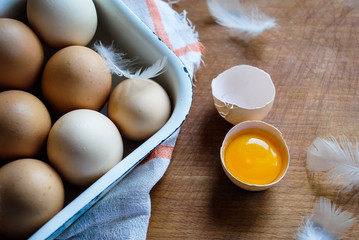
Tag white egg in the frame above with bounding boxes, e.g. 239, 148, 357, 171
27, 0, 97, 49
47, 109, 123, 186
211, 65, 275, 125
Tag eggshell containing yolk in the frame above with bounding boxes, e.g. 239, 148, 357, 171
0, 18, 44, 90
26, 0, 97, 49
107, 78, 171, 141
47, 109, 124, 186
0, 158, 65, 239
0, 90, 51, 162
220, 121, 290, 191
41, 46, 112, 114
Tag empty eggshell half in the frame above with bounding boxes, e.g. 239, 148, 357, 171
211, 65, 275, 125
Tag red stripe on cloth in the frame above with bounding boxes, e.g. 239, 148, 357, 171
141, 144, 174, 164
145, 0, 204, 58
174, 42, 205, 57
145, 0, 174, 50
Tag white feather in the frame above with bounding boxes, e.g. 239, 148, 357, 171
129, 57, 167, 80
307, 136, 359, 192
93, 41, 167, 79
206, 0, 277, 42
296, 198, 355, 240
296, 220, 335, 240
93, 42, 133, 75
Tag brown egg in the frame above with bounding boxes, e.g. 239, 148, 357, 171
0, 158, 65, 239
0, 90, 52, 162
0, 18, 44, 90
41, 45, 112, 114
107, 78, 171, 141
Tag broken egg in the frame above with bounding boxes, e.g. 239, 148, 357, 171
220, 121, 289, 191
211, 65, 275, 125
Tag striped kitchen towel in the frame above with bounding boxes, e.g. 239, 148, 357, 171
56, 0, 203, 239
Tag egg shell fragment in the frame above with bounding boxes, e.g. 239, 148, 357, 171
220, 120, 290, 191
47, 109, 124, 186
0, 18, 44, 90
26, 0, 98, 49
211, 65, 275, 125
0, 158, 65, 239
108, 78, 171, 141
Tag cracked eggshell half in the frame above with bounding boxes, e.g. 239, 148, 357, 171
211, 65, 275, 125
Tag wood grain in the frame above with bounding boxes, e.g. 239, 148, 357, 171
147, 0, 359, 239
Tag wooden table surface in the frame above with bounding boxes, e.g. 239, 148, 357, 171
147, 0, 359, 239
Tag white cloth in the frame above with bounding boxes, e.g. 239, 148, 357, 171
57, 0, 203, 239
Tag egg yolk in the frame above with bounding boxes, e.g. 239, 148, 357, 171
224, 132, 282, 185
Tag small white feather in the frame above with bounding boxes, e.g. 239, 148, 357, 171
296, 198, 355, 240
130, 57, 167, 80
206, 0, 277, 42
296, 220, 335, 240
307, 136, 359, 192
93, 41, 167, 79
93, 41, 134, 76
